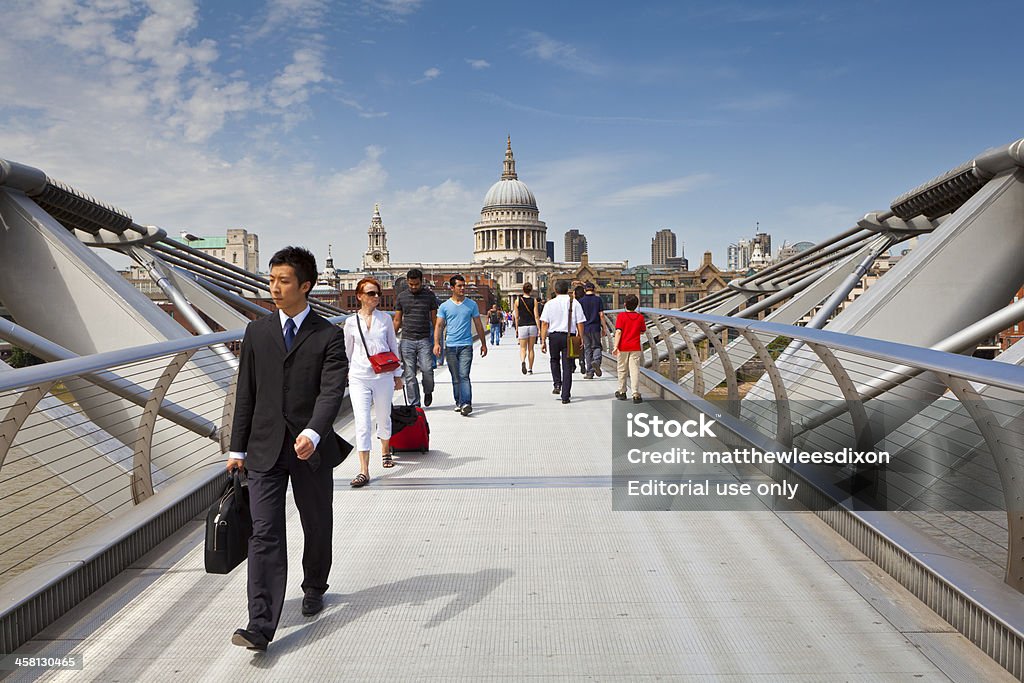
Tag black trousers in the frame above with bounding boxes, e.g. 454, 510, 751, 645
548, 332, 574, 400
246, 437, 334, 640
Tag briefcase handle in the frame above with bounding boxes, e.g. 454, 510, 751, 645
231, 469, 247, 496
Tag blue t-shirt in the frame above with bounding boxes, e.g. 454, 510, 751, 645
438, 298, 480, 347
580, 294, 605, 333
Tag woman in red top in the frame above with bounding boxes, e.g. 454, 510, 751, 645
612, 294, 645, 403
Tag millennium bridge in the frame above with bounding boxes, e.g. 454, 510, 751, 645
0, 139, 1023, 680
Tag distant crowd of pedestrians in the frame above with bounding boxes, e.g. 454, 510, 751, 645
226, 251, 647, 653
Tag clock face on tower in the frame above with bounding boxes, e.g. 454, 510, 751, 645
372, 251, 383, 262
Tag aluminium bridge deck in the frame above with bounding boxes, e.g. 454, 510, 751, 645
6, 339, 1012, 681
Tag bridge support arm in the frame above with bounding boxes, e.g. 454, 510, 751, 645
934, 372, 1024, 591
132, 350, 197, 503
693, 320, 738, 411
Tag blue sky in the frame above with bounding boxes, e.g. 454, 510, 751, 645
1, 0, 1022, 271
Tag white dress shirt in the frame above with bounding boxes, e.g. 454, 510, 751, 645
539, 294, 586, 334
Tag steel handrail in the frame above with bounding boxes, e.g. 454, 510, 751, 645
608, 307, 1024, 393
0, 314, 349, 393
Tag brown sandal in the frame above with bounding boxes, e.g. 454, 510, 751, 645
382, 451, 394, 468
350, 473, 369, 487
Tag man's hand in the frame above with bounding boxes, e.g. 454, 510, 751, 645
612, 347, 620, 356
226, 458, 244, 473
433, 343, 441, 357
540, 339, 547, 354
294, 435, 315, 460
394, 376, 404, 390
480, 344, 488, 357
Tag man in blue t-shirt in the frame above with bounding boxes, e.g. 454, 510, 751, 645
580, 282, 606, 379
433, 274, 488, 416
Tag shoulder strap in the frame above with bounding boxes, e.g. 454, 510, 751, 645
355, 314, 372, 357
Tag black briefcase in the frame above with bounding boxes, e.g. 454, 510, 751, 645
205, 471, 252, 574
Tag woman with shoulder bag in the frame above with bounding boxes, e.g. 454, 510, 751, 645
343, 277, 403, 487
514, 282, 540, 374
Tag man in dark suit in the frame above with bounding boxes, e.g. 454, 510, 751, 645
227, 246, 348, 652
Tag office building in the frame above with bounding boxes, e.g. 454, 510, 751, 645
564, 229, 587, 262
651, 229, 677, 266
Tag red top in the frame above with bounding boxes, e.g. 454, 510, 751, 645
615, 311, 646, 351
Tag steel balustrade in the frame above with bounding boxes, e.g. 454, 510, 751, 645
604, 307, 1024, 590
0, 316, 348, 583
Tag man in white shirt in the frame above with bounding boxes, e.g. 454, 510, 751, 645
540, 279, 585, 404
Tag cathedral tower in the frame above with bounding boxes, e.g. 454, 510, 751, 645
361, 203, 390, 269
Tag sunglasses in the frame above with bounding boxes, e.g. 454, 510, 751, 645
363, 290, 381, 297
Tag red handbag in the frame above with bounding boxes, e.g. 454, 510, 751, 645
368, 351, 400, 374
356, 314, 401, 374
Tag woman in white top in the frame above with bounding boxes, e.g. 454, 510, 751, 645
343, 277, 403, 487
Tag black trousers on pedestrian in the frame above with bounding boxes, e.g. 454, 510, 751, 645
246, 436, 334, 641
548, 331, 574, 400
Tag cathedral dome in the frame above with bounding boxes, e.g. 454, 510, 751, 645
480, 136, 538, 211
473, 136, 547, 264
482, 178, 537, 210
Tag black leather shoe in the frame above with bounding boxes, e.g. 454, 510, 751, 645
424, 392, 433, 407
302, 592, 324, 616
232, 628, 268, 651
561, 398, 571, 404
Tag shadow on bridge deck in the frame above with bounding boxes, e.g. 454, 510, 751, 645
8, 340, 1012, 681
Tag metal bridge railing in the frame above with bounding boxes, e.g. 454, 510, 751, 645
0, 316, 347, 652
605, 308, 1024, 588
603, 307, 1024, 676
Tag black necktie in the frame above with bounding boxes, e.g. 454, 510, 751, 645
284, 318, 296, 351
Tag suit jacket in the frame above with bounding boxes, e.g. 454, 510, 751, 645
230, 309, 349, 472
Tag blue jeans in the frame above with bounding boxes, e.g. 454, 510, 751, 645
489, 324, 501, 345
445, 344, 474, 407
400, 337, 435, 406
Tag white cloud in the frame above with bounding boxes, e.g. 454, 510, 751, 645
417, 67, 441, 82
466, 58, 490, 70
0, 2, 407, 266
339, 97, 388, 119
385, 180, 481, 261
363, 0, 422, 17
251, 0, 329, 40
602, 174, 714, 206
171, 79, 262, 143
269, 47, 328, 109
522, 31, 605, 76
